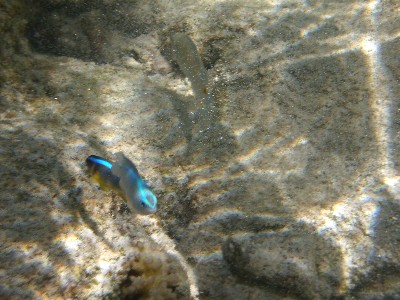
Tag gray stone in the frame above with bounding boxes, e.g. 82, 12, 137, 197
223, 222, 342, 299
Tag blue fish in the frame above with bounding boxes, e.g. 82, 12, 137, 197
86, 152, 157, 215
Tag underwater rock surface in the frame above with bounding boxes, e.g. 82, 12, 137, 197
222, 221, 342, 299
1, 0, 400, 299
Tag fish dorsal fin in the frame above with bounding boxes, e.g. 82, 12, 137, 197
113, 152, 139, 175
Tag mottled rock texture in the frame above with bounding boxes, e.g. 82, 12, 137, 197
223, 221, 342, 299
1, 0, 400, 299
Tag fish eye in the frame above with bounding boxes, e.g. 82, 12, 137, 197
140, 201, 146, 208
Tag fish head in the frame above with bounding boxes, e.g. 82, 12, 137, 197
131, 183, 157, 215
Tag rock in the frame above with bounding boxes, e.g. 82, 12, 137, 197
1, 0, 400, 299
223, 222, 342, 299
